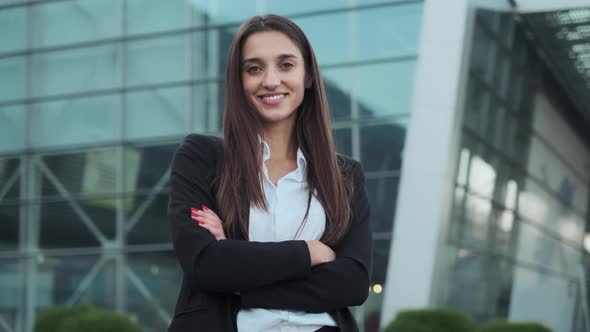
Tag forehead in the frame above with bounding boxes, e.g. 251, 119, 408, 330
241, 31, 303, 60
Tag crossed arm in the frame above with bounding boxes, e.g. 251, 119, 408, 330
168, 134, 372, 313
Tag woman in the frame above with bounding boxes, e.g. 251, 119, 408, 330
167, 14, 372, 332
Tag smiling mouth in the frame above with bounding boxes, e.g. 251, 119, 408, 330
258, 93, 288, 105
259, 93, 287, 101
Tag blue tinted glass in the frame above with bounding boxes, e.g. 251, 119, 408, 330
0, 57, 26, 101
192, 82, 223, 132
0, 7, 26, 53
294, 3, 422, 65
125, 0, 188, 35
0, 105, 25, 152
323, 60, 417, 119
31, 44, 121, 97
188, 0, 257, 24
361, 122, 407, 172
31, 0, 121, 47
125, 86, 190, 140
125, 35, 190, 86
31, 95, 120, 147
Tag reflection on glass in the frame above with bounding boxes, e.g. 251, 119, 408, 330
333, 128, 351, 157
0, 57, 26, 101
125, 0, 188, 35
41, 148, 119, 197
0, 204, 19, 250
36, 255, 115, 309
31, 0, 121, 47
125, 145, 176, 192
0, 258, 22, 331
323, 61, 416, 119
0, 7, 26, 53
0, 158, 20, 201
361, 123, 406, 172
294, 3, 422, 65
126, 194, 171, 245
125, 35, 189, 86
31, 95, 120, 147
125, 87, 190, 140
39, 199, 116, 249
366, 177, 399, 233
126, 251, 180, 330
192, 82, 224, 132
31, 44, 120, 97
0, 105, 25, 152
468, 155, 496, 198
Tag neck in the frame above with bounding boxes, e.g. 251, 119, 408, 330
261, 121, 297, 161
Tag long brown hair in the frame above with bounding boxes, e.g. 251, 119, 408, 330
217, 14, 353, 246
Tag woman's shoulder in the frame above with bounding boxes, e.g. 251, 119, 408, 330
178, 134, 224, 156
336, 153, 364, 180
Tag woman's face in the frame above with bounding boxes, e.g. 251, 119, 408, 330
241, 31, 310, 127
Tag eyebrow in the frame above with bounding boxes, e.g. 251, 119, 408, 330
241, 53, 299, 64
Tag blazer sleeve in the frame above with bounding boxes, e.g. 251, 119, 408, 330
239, 160, 373, 313
168, 134, 312, 293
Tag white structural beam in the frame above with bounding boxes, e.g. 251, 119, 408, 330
379, 0, 475, 328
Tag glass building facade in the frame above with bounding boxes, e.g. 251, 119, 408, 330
0, 0, 423, 331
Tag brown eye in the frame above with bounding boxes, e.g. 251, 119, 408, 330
280, 62, 294, 70
246, 65, 262, 73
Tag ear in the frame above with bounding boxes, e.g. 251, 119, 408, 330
305, 74, 313, 89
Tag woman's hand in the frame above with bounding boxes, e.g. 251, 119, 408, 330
305, 240, 336, 267
191, 205, 227, 240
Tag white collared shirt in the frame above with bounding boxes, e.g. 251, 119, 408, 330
236, 140, 337, 332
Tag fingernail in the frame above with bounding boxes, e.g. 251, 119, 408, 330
202, 205, 210, 211
198, 221, 204, 225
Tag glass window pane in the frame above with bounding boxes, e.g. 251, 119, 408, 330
0, 203, 19, 250
125, 145, 176, 193
125, 35, 189, 87
31, 0, 121, 48
0, 105, 26, 151
126, 194, 171, 245
125, 87, 190, 140
38, 199, 116, 249
262, 0, 413, 16
366, 176, 399, 233
41, 148, 120, 198
192, 82, 223, 132
361, 123, 406, 172
125, 0, 188, 35
0, 158, 20, 201
31, 44, 121, 97
0, 56, 26, 101
294, 4, 422, 65
333, 127, 352, 157
31, 95, 120, 148
0, 7, 26, 53
127, 251, 180, 330
0, 258, 22, 330
188, 0, 257, 25
36, 254, 116, 308
323, 61, 416, 120
193, 29, 229, 79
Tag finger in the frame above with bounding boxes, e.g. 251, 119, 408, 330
193, 210, 222, 226
200, 206, 221, 220
195, 220, 225, 240
192, 215, 224, 237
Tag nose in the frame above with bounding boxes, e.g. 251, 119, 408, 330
262, 68, 280, 89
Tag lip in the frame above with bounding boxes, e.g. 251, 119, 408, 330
257, 93, 288, 106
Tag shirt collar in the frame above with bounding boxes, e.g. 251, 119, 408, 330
259, 136, 307, 183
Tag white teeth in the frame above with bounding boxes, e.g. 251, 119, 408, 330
262, 94, 285, 101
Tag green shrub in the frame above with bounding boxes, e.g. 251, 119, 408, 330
57, 308, 142, 332
384, 308, 477, 332
34, 305, 94, 332
479, 321, 553, 332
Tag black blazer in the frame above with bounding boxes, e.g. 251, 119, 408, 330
167, 134, 373, 332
